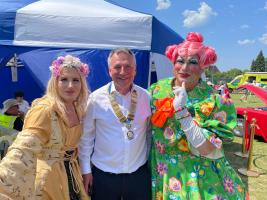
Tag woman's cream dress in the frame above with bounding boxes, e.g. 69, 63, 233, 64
0, 97, 89, 200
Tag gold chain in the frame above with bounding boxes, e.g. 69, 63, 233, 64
109, 89, 137, 123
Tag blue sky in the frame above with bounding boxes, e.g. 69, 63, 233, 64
108, 0, 267, 72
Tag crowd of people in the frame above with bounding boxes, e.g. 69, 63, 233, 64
0, 92, 29, 158
0, 32, 248, 200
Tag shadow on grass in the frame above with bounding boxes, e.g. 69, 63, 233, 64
253, 154, 267, 174
254, 135, 266, 143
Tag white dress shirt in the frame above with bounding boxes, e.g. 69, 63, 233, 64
79, 82, 151, 174
18, 100, 30, 114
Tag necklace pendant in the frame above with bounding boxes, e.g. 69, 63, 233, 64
127, 130, 134, 140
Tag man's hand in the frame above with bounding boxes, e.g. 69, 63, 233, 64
173, 82, 188, 111
82, 173, 93, 195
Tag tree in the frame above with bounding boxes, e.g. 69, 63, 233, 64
205, 68, 243, 84
251, 50, 265, 72
225, 68, 243, 77
250, 59, 255, 71
205, 65, 220, 83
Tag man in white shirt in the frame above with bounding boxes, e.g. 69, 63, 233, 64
79, 48, 151, 200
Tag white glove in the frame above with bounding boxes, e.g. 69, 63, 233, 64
180, 116, 206, 148
173, 82, 187, 111
173, 83, 206, 148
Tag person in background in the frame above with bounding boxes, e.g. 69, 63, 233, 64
222, 83, 231, 99
253, 80, 261, 87
0, 99, 22, 159
217, 80, 225, 95
14, 90, 30, 118
149, 32, 248, 199
0, 99, 23, 132
79, 48, 151, 200
240, 81, 249, 102
0, 55, 90, 200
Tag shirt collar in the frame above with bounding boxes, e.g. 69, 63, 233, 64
109, 81, 136, 96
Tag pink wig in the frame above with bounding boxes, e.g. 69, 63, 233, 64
165, 32, 217, 69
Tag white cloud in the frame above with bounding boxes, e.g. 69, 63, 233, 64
156, 0, 171, 10
237, 39, 255, 45
259, 33, 267, 44
182, 2, 217, 28
264, 1, 267, 10
240, 24, 250, 29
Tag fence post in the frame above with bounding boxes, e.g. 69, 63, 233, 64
238, 118, 260, 177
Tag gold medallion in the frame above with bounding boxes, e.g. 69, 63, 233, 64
127, 130, 134, 140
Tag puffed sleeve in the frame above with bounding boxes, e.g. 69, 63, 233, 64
23, 103, 52, 144
194, 94, 237, 142
148, 82, 156, 94
148, 81, 160, 111
0, 103, 52, 199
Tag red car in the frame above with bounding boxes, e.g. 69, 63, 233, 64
234, 84, 267, 142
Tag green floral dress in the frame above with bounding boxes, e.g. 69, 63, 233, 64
149, 78, 248, 200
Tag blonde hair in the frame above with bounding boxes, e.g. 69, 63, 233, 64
46, 55, 89, 119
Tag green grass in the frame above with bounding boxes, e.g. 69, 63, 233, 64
223, 93, 267, 200
224, 137, 267, 200
230, 93, 266, 108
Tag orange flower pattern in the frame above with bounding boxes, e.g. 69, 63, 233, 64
177, 138, 189, 152
200, 102, 214, 116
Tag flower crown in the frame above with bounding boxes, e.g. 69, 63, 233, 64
49, 55, 90, 78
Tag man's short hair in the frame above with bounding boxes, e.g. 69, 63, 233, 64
14, 91, 24, 98
107, 48, 136, 67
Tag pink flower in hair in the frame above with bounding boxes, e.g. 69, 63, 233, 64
49, 55, 90, 78
49, 57, 64, 77
79, 63, 90, 77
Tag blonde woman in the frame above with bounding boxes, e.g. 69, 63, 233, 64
0, 55, 90, 200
